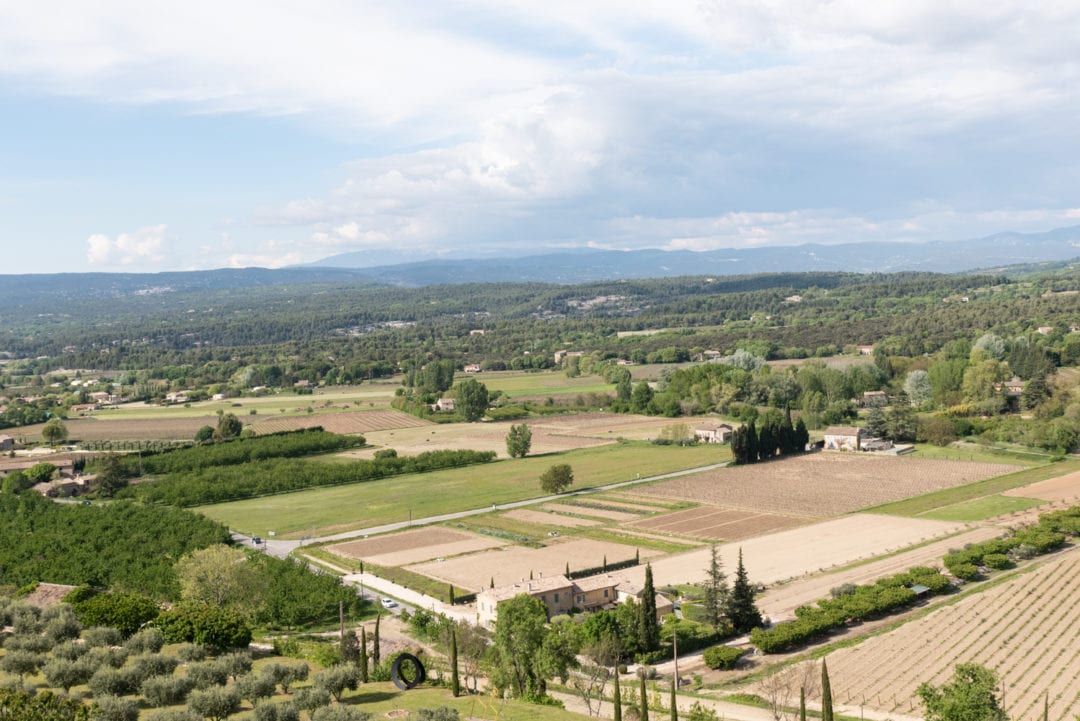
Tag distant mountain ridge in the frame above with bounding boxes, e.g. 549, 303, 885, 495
307, 224, 1080, 284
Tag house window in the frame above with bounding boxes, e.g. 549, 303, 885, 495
604, 589, 609, 598
554, 593, 559, 603
541, 595, 546, 602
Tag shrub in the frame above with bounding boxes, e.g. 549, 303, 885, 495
41, 658, 94, 692
142, 675, 196, 707
188, 686, 241, 721
218, 652, 253, 681
313, 665, 359, 702
702, 646, 745, 670
71, 591, 159, 637
125, 627, 165, 654
312, 706, 371, 721
982, 553, 1012, 570
94, 695, 140, 721
52, 641, 89, 661
294, 687, 332, 712
416, 708, 460, 721
88, 667, 143, 697
156, 603, 252, 651
255, 703, 301, 721
134, 653, 180, 678
83, 626, 123, 648
87, 646, 129, 670
186, 660, 230, 689
177, 643, 208, 663
147, 711, 203, 721
236, 672, 277, 706
950, 563, 980, 581
261, 662, 309, 693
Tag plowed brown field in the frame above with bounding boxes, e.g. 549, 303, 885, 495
631, 505, 807, 540
649, 454, 1018, 516
253, 409, 429, 435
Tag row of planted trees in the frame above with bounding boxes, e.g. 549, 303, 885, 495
730, 408, 810, 465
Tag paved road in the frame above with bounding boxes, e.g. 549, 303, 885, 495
252, 459, 729, 559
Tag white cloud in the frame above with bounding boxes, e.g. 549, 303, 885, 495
85, 224, 168, 267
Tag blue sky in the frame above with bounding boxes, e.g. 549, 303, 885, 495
2, 1, 1080, 274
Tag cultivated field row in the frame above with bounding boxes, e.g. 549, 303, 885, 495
820, 551, 1080, 721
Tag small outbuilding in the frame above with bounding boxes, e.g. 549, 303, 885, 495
823, 426, 863, 452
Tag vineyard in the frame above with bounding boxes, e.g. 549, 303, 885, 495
818, 552, 1080, 720
648, 454, 1020, 516
252, 409, 430, 435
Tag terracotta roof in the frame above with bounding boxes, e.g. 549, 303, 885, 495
824, 426, 862, 436
479, 575, 573, 602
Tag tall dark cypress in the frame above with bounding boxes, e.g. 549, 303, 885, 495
639, 674, 649, 721
746, 421, 759, 463
726, 548, 762, 633
670, 678, 678, 721
373, 613, 381, 666
450, 627, 460, 697
613, 669, 623, 721
359, 626, 369, 683
639, 563, 660, 652
821, 660, 833, 721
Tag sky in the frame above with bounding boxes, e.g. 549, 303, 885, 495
2, 1, 1080, 274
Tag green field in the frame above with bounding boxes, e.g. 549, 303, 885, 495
865, 460, 1080, 518
197, 441, 725, 538
918, 494, 1047, 521
907, 442, 1051, 467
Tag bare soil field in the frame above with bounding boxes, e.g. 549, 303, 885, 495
1003, 469, 1080, 502
253, 409, 429, 435
757, 525, 1006, 620
630, 505, 807, 540
818, 550, 1080, 721
405, 538, 663, 591
348, 420, 611, 459
502, 509, 600, 527
605, 514, 964, 592
543, 503, 641, 521
648, 454, 1019, 516
326, 527, 504, 567
19, 416, 216, 442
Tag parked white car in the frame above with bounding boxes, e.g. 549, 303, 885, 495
380, 597, 398, 609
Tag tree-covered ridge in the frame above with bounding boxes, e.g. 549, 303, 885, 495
121, 428, 364, 475
0, 493, 228, 598
127, 449, 498, 506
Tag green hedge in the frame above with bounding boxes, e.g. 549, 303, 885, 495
702, 645, 745, 670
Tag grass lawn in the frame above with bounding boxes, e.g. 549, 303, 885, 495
864, 460, 1080, 518
334, 683, 590, 721
918, 493, 1047, 521
196, 441, 726, 538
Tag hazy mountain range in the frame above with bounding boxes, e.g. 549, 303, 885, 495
2, 226, 1080, 306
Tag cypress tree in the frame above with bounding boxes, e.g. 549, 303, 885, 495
490, 577, 495, 589
670, 678, 678, 721
566, 561, 570, 576
799, 686, 806, 721
730, 426, 748, 465
450, 627, 460, 697
639, 563, 660, 652
780, 411, 795, 456
449, 584, 456, 604
821, 660, 833, 721
746, 421, 759, 463
726, 548, 762, 633
795, 418, 810, 452
639, 674, 649, 721
359, 626, 369, 683
373, 613, 381, 666
613, 670, 622, 721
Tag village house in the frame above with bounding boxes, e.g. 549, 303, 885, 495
860, 390, 889, 408
856, 345, 875, 355
823, 426, 863, 451
294, 379, 312, 389
995, 377, 1025, 397
70, 403, 99, 415
463, 364, 482, 374
1037, 326, 1055, 335
476, 573, 673, 628
469, 329, 486, 335
432, 398, 456, 412
165, 391, 189, 404
694, 422, 734, 444
0, 435, 14, 451
553, 350, 585, 365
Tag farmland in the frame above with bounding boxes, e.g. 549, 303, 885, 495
196, 441, 723, 538
252, 408, 429, 435
327, 527, 505, 566
818, 550, 1080, 721
630, 505, 807, 540
405, 537, 664, 590
648, 454, 1020, 516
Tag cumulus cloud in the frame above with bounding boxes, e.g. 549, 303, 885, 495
85, 225, 168, 267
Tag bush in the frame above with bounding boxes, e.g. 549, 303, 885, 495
147, 711, 202, 721
312, 706, 371, 721
125, 627, 165, 655
142, 675, 196, 707
177, 643, 208, 663
156, 603, 252, 651
71, 591, 160, 637
255, 703, 301, 721
416, 708, 460, 721
51, 640, 89, 661
982, 553, 1012, 570
260, 662, 309, 694
94, 695, 139, 721
950, 563, 980, 581
188, 686, 241, 721
83, 627, 123, 648
702, 645, 745, 670
186, 661, 230, 689
41, 658, 94, 692
88, 667, 143, 697
236, 672, 277, 705
87, 646, 129, 670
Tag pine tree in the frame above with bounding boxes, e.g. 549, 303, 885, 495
726, 548, 762, 633
702, 544, 728, 630
638, 563, 660, 652
639, 674, 649, 721
373, 613, 381, 666
450, 627, 460, 697
613, 670, 622, 721
359, 626, 369, 683
821, 660, 833, 721
670, 678, 678, 721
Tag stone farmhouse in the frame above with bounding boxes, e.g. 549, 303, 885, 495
823, 426, 863, 451
694, 422, 734, 444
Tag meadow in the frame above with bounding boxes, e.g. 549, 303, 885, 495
197, 441, 724, 538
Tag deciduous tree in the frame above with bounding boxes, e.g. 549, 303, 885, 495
506, 423, 533, 458
539, 464, 574, 494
